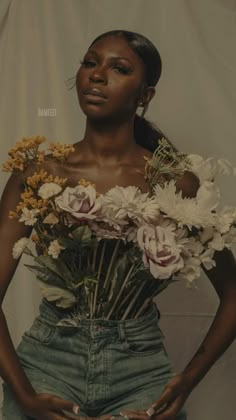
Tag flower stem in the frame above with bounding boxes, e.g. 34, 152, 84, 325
105, 262, 135, 320
115, 284, 136, 315
121, 281, 146, 320
134, 296, 153, 318
103, 240, 120, 290
92, 241, 106, 317
92, 243, 98, 272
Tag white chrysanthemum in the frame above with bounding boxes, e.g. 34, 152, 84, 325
48, 240, 65, 259
100, 186, 160, 223
38, 182, 62, 199
12, 237, 30, 259
153, 180, 219, 229
19, 208, 40, 225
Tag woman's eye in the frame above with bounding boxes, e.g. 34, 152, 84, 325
113, 65, 129, 74
80, 60, 95, 67
79, 60, 130, 75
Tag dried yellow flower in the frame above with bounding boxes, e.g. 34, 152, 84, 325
78, 178, 96, 189
48, 142, 75, 161
2, 136, 46, 172
9, 211, 18, 219
31, 234, 40, 243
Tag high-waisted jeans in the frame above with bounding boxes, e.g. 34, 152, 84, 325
1, 299, 187, 419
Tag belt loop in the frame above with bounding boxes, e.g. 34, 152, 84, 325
118, 322, 126, 343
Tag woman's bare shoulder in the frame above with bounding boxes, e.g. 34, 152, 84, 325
175, 170, 200, 198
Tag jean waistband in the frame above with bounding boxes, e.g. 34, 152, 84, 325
38, 298, 160, 332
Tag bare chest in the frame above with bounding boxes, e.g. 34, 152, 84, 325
62, 164, 149, 194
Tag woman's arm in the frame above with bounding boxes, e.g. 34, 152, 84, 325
182, 247, 236, 387
0, 173, 37, 407
121, 171, 236, 419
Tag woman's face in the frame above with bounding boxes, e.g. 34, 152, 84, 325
76, 35, 149, 122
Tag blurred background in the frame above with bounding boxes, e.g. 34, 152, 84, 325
0, 1, 236, 418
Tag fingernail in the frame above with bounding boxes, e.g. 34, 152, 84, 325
146, 407, 156, 417
120, 412, 129, 419
73, 405, 80, 415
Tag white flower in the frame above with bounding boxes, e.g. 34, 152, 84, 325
222, 227, 236, 248
38, 182, 62, 199
176, 256, 201, 283
200, 248, 216, 270
100, 186, 160, 224
196, 181, 220, 211
183, 236, 204, 256
208, 232, 225, 251
199, 227, 215, 244
216, 206, 235, 234
48, 240, 65, 259
188, 154, 236, 183
12, 237, 30, 259
55, 185, 100, 220
217, 158, 235, 176
187, 154, 217, 183
137, 224, 184, 279
153, 180, 219, 229
19, 208, 40, 225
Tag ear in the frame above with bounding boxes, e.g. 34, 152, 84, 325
142, 86, 156, 106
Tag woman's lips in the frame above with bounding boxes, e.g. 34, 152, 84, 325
83, 88, 108, 98
83, 93, 108, 103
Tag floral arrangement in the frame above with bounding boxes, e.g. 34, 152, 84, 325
2, 136, 236, 322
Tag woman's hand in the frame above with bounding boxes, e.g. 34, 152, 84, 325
23, 393, 114, 420
23, 392, 80, 419
120, 373, 193, 420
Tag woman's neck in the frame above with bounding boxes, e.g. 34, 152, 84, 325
79, 118, 139, 166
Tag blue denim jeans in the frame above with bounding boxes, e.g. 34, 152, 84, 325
1, 299, 187, 419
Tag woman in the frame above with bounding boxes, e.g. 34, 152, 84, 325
1, 30, 236, 420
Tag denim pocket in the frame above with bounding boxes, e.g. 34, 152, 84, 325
122, 319, 165, 357
23, 317, 58, 346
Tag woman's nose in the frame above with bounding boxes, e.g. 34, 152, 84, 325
89, 66, 107, 83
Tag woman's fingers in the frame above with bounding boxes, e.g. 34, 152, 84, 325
147, 386, 173, 414
154, 399, 181, 420
43, 393, 79, 413
120, 410, 148, 420
61, 414, 114, 420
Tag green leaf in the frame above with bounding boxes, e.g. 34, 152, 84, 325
37, 280, 77, 309
23, 247, 35, 257
24, 264, 65, 288
35, 255, 75, 285
72, 225, 93, 241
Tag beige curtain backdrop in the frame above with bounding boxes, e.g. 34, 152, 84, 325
0, 0, 236, 418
